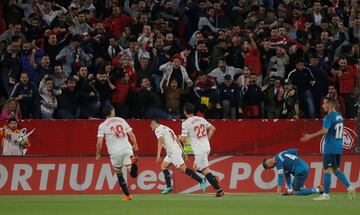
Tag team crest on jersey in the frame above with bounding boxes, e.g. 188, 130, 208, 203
320, 126, 357, 153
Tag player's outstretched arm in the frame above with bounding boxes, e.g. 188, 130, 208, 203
128, 131, 138, 151
96, 136, 104, 160
300, 128, 328, 142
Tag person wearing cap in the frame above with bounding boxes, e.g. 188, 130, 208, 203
216, 74, 242, 119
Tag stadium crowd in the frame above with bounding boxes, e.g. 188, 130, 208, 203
0, 0, 359, 120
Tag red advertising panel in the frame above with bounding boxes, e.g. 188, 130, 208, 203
0, 119, 358, 155
0, 155, 359, 195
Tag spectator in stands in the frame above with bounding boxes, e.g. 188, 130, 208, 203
44, 33, 68, 67
41, 1, 67, 26
332, 57, 358, 118
0, 98, 21, 120
0, 24, 26, 44
137, 77, 168, 119
287, 58, 316, 118
308, 53, 329, 117
39, 75, 59, 119
72, 10, 94, 35
2, 40, 21, 95
242, 73, 262, 118
103, 6, 132, 36
216, 74, 242, 119
31, 54, 52, 87
110, 69, 129, 118
58, 77, 80, 119
320, 84, 345, 117
164, 79, 189, 119
10, 73, 40, 119
20, 42, 42, 82
95, 71, 115, 108
267, 46, 289, 79
262, 76, 285, 119
159, 55, 193, 93
193, 74, 217, 115
56, 35, 92, 75
50, 64, 68, 90
209, 57, 242, 85
282, 81, 301, 119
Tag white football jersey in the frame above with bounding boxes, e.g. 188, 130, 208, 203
97, 117, 133, 155
181, 116, 212, 153
155, 125, 180, 154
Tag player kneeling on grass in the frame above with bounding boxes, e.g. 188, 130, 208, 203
150, 120, 206, 194
263, 148, 323, 196
96, 105, 139, 201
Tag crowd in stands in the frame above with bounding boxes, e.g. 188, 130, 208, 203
0, 0, 359, 120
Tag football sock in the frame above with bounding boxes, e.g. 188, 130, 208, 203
285, 175, 292, 190
295, 188, 317, 195
205, 173, 221, 191
130, 164, 138, 178
185, 168, 203, 183
117, 173, 130, 196
323, 172, 331, 194
162, 169, 172, 188
335, 171, 350, 188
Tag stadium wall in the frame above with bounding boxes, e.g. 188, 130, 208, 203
0, 155, 359, 195
0, 119, 358, 155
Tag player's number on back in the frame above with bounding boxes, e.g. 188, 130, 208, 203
284, 154, 297, 160
110, 125, 125, 138
169, 130, 176, 141
194, 124, 206, 139
335, 123, 343, 139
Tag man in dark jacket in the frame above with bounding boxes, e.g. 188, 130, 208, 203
216, 74, 242, 119
10, 73, 40, 119
58, 77, 80, 119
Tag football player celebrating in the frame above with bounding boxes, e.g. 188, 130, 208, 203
150, 119, 206, 194
263, 148, 323, 196
178, 103, 224, 197
301, 97, 355, 200
96, 105, 139, 201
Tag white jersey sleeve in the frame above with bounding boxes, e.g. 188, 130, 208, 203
155, 127, 163, 139
203, 118, 212, 128
97, 123, 105, 138
122, 120, 133, 133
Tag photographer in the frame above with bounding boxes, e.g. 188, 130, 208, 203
1, 118, 30, 156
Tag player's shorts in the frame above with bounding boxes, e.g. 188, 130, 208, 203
164, 147, 184, 168
194, 150, 210, 171
292, 171, 309, 191
323, 154, 342, 169
110, 149, 134, 169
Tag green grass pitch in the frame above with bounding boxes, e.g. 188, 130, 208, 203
0, 193, 358, 215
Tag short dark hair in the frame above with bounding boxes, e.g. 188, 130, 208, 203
262, 158, 269, 169
7, 117, 17, 124
183, 103, 194, 115
296, 58, 305, 64
151, 119, 160, 124
325, 97, 337, 106
102, 104, 114, 117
